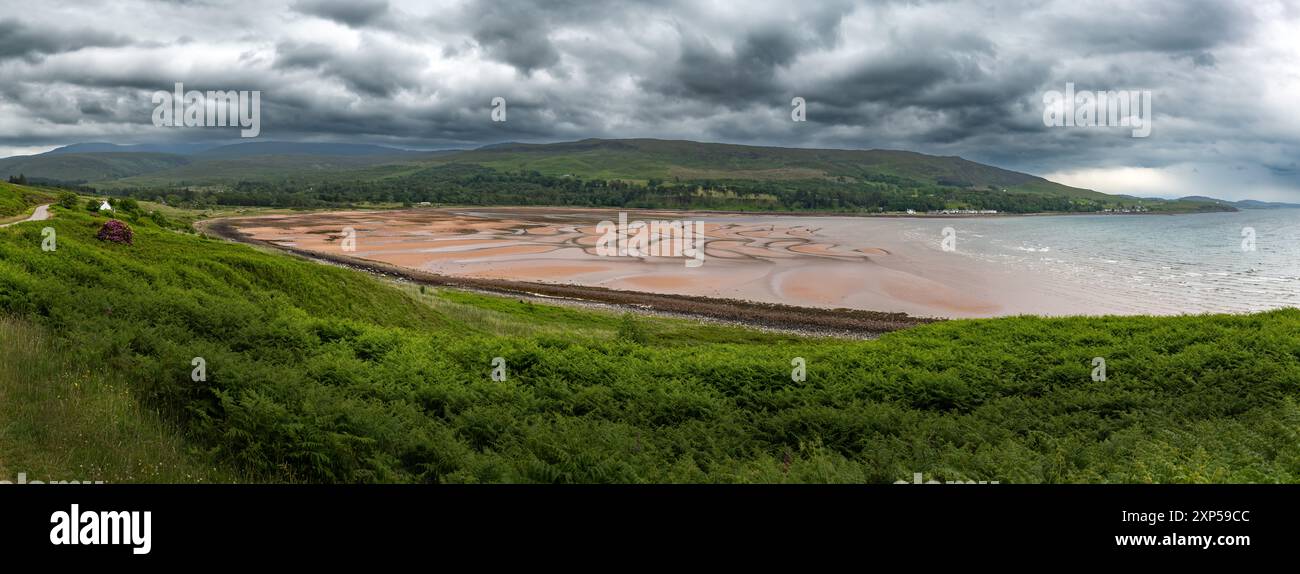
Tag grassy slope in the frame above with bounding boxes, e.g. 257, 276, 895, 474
0, 185, 29, 220
0, 181, 55, 222
0, 182, 1296, 483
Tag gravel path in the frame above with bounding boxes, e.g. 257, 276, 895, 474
0, 204, 51, 228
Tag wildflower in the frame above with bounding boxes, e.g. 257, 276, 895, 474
96, 219, 134, 245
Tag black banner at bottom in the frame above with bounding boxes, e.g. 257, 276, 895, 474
0, 484, 1287, 564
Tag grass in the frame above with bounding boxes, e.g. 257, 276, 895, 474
0, 181, 1297, 483
406, 285, 804, 345
0, 317, 236, 483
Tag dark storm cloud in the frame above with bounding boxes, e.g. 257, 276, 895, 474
0, 17, 130, 61
467, 1, 562, 75
785, 24, 1052, 146
645, 32, 788, 105
273, 39, 427, 97
1045, 0, 1253, 54
640, 4, 850, 106
0, 0, 1297, 199
291, 0, 390, 27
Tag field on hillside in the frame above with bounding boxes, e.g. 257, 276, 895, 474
0, 184, 1296, 483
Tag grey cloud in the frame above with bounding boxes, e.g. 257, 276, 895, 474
1046, 0, 1253, 54
0, 0, 1296, 200
273, 39, 426, 97
469, 1, 561, 75
1190, 52, 1217, 68
641, 24, 830, 110
0, 17, 130, 61
291, 0, 390, 27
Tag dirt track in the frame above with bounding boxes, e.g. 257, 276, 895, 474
199, 217, 938, 337
0, 204, 51, 228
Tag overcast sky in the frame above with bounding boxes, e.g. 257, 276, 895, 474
1, 0, 1298, 200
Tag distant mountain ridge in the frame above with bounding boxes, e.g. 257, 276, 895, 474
45, 141, 420, 157
0, 152, 193, 184
0, 138, 1237, 213
0, 138, 1138, 202
1180, 195, 1300, 209
48, 142, 220, 155
0, 141, 435, 184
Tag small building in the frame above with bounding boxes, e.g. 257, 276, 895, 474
99, 200, 112, 211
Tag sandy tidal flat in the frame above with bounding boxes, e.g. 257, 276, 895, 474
231, 207, 1104, 318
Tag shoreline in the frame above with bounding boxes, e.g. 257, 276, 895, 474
199, 217, 938, 336
208, 206, 1107, 318
199, 204, 1283, 324
205, 202, 1234, 220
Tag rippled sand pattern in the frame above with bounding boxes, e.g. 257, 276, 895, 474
232, 207, 1110, 318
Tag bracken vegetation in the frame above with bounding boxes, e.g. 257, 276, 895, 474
0, 183, 1296, 483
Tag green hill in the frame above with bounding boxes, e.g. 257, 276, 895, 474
3, 138, 1098, 195
456, 138, 1105, 198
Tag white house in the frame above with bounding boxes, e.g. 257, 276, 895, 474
99, 200, 112, 211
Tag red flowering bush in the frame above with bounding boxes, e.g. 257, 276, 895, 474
96, 219, 134, 245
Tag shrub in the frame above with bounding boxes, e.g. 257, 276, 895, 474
57, 192, 79, 209
616, 312, 648, 344
113, 197, 140, 213
96, 219, 134, 245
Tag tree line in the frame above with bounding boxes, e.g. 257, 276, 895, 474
100, 163, 1106, 213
